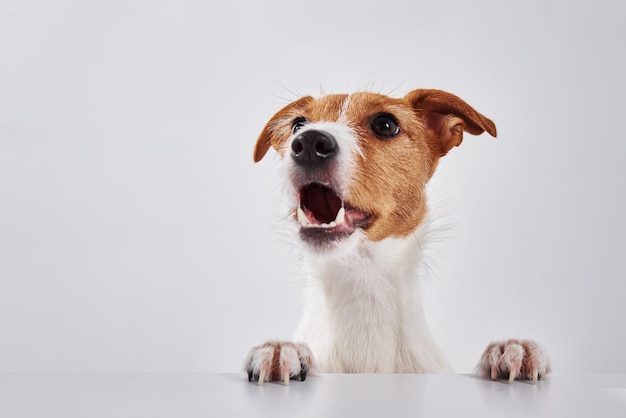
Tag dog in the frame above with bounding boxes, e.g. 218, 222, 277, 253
244, 88, 551, 385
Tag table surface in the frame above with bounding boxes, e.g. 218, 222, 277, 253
1, 373, 624, 418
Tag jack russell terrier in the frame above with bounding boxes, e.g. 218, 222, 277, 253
245, 88, 550, 385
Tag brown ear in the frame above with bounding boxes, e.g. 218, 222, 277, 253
253, 96, 314, 162
405, 89, 497, 157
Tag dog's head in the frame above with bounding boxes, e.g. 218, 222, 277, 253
254, 89, 496, 254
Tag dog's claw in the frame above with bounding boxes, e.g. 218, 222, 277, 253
490, 365, 498, 381
477, 339, 551, 383
244, 341, 315, 385
300, 360, 308, 381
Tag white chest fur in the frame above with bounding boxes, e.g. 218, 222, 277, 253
293, 225, 451, 373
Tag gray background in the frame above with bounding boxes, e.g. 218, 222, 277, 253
1, 0, 624, 374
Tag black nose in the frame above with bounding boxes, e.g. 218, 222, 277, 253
291, 130, 338, 166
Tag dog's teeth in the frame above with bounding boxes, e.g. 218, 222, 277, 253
298, 206, 345, 229
335, 207, 345, 224
297, 207, 309, 226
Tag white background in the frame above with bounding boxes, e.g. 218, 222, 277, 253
1, 0, 624, 374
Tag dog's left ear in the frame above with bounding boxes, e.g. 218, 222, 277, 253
254, 96, 314, 162
405, 89, 497, 157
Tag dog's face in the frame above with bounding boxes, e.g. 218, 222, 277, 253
254, 89, 496, 253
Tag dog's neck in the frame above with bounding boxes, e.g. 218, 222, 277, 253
294, 221, 451, 373
306, 229, 424, 299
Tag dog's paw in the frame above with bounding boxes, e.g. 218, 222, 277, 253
244, 341, 315, 385
477, 339, 551, 384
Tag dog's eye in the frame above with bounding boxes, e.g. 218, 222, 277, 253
292, 117, 308, 135
370, 113, 400, 139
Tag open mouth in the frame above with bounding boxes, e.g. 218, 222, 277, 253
296, 183, 372, 241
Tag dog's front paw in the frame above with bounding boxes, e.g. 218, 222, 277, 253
477, 339, 551, 384
244, 341, 315, 385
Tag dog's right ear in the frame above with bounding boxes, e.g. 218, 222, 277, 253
253, 96, 314, 162
405, 89, 497, 157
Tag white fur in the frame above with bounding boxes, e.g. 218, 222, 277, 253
337, 94, 351, 124
293, 221, 451, 373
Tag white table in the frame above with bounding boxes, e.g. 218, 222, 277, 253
1, 373, 624, 417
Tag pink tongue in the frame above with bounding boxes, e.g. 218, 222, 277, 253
300, 184, 342, 224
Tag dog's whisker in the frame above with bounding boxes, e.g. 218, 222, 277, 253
273, 80, 301, 101
263, 91, 297, 104
384, 71, 417, 97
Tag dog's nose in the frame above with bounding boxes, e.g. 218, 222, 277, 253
291, 130, 338, 166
